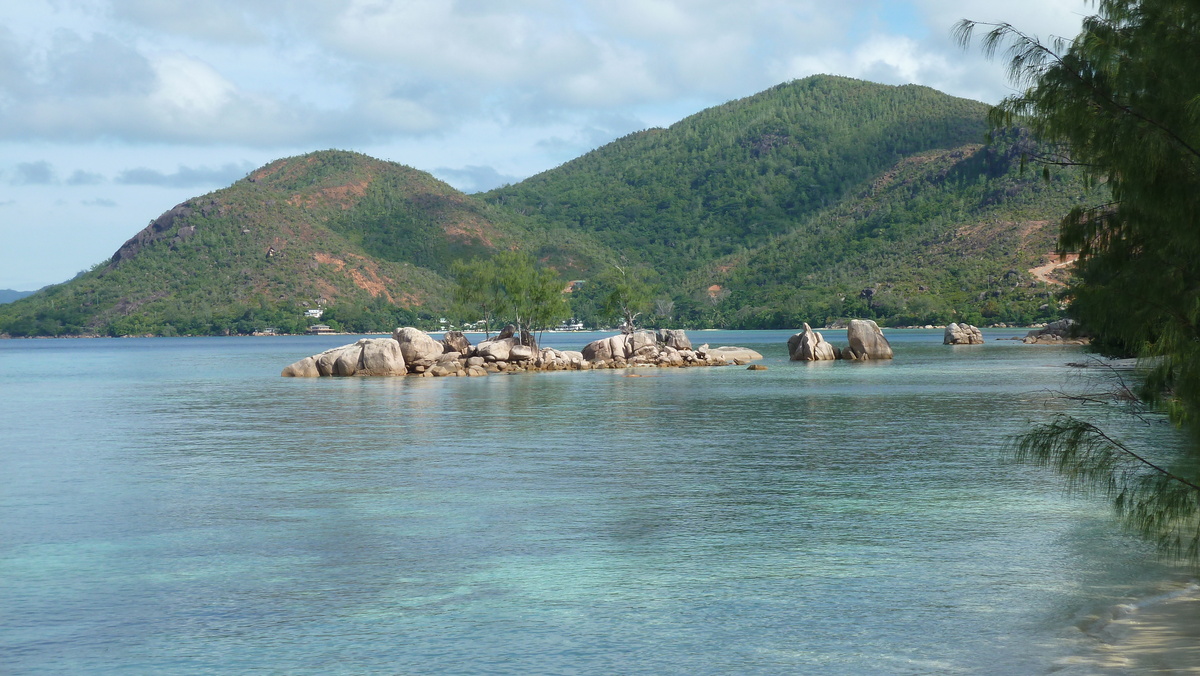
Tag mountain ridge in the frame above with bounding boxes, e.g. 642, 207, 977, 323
0, 75, 1099, 336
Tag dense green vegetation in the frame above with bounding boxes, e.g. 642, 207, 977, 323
961, 0, 1200, 563
486, 75, 991, 279
0, 76, 1101, 337
484, 75, 1096, 328
699, 130, 1100, 328
0, 152, 476, 336
451, 252, 569, 339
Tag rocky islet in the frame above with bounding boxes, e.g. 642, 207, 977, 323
282, 327, 764, 378
787, 319, 894, 361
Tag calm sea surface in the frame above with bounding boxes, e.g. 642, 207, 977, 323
0, 329, 1194, 675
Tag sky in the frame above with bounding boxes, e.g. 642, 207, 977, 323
0, 0, 1090, 291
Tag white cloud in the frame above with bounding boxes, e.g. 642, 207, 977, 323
147, 53, 236, 119
107, 0, 266, 44
0, 0, 1096, 289
783, 33, 957, 94
0, 0, 1090, 149
328, 1, 583, 84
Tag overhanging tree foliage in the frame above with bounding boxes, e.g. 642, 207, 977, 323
958, 0, 1200, 562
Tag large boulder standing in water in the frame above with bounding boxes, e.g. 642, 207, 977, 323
580, 334, 633, 362
315, 343, 364, 376
284, 338, 407, 377
787, 323, 839, 361
943, 323, 984, 345
358, 338, 407, 376
629, 330, 657, 357
844, 319, 893, 360
581, 336, 614, 362
393, 326, 444, 367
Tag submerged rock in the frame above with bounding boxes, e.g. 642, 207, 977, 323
707, 346, 765, 364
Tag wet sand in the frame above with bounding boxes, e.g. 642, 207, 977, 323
1059, 585, 1200, 674
1107, 591, 1200, 674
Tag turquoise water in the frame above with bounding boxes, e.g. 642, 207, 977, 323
0, 330, 1192, 674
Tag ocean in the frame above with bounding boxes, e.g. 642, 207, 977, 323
1, 329, 1195, 674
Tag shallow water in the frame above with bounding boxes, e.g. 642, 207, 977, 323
0, 329, 1193, 674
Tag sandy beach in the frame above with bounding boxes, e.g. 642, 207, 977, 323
1058, 584, 1200, 674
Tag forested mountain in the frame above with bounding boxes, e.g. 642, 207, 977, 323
0, 151, 530, 336
688, 131, 1095, 328
486, 75, 992, 278
0, 76, 1101, 337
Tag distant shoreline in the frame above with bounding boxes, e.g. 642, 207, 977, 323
2, 325, 1054, 340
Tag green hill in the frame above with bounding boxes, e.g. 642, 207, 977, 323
0, 151, 527, 336
487, 75, 1100, 328
684, 131, 1097, 328
485, 75, 993, 279
0, 76, 1103, 337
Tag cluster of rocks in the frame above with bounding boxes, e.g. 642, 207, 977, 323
281, 326, 762, 378
1022, 319, 1088, 345
786, 319, 894, 361
943, 323, 984, 345
580, 328, 761, 368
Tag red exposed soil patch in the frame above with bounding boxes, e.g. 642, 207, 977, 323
444, 218, 497, 247
1028, 253, 1078, 286
312, 252, 396, 301
287, 179, 371, 210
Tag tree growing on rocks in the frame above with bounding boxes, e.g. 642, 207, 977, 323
597, 265, 653, 333
452, 252, 569, 342
451, 257, 504, 338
